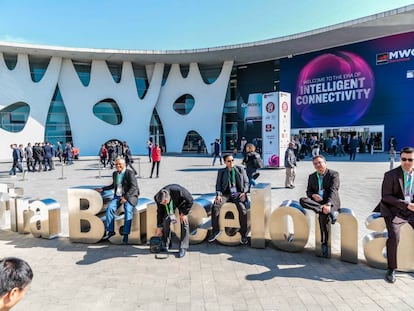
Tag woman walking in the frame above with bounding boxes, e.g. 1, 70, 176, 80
242, 143, 263, 191
150, 143, 162, 178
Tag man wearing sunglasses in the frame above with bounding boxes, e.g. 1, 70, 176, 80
376, 146, 414, 283
209, 154, 250, 245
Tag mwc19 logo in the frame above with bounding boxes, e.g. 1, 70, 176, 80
376, 48, 414, 65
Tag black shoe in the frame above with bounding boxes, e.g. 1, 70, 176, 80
208, 231, 221, 242
330, 211, 339, 225
385, 268, 396, 283
122, 234, 129, 244
102, 231, 115, 241
321, 243, 329, 258
177, 248, 186, 258
162, 240, 172, 252
252, 172, 260, 180
240, 235, 248, 245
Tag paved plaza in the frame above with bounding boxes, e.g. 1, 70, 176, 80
1, 152, 414, 311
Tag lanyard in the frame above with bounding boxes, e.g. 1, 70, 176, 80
228, 168, 236, 188
164, 200, 174, 215
404, 171, 413, 195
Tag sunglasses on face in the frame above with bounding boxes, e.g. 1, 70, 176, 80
401, 158, 414, 162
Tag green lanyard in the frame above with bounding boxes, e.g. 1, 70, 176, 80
164, 200, 174, 215
228, 168, 236, 188
404, 171, 413, 195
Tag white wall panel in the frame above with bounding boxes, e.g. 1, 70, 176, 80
58, 60, 163, 156
156, 61, 233, 152
0, 54, 61, 160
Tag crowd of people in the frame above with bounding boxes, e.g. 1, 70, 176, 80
289, 133, 383, 161
8, 141, 78, 176
98, 140, 137, 174
98, 139, 164, 179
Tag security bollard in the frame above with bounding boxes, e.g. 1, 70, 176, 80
97, 160, 102, 179
59, 163, 66, 180
20, 168, 28, 181
136, 157, 141, 178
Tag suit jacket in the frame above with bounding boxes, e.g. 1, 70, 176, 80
306, 168, 340, 211
102, 168, 139, 206
155, 184, 194, 226
374, 166, 412, 218
284, 147, 296, 168
12, 148, 20, 161
44, 144, 54, 158
215, 165, 249, 196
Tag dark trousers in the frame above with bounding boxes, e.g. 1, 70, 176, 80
26, 158, 34, 171
44, 157, 53, 170
384, 214, 414, 269
100, 157, 107, 167
211, 194, 248, 236
150, 161, 160, 177
34, 158, 43, 171
299, 197, 330, 244
161, 216, 189, 250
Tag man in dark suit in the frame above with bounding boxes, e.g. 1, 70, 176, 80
300, 155, 340, 257
96, 158, 139, 244
154, 184, 194, 258
43, 142, 54, 171
9, 144, 22, 176
376, 146, 414, 283
209, 154, 250, 244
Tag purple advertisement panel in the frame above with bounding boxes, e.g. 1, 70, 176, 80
280, 31, 414, 149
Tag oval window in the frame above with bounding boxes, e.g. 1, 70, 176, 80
173, 94, 195, 115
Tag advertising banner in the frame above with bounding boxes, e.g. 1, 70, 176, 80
280, 31, 414, 149
262, 92, 291, 167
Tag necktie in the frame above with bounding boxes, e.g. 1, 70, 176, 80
405, 173, 412, 196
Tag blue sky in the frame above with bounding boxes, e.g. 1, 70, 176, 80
1, 0, 413, 50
